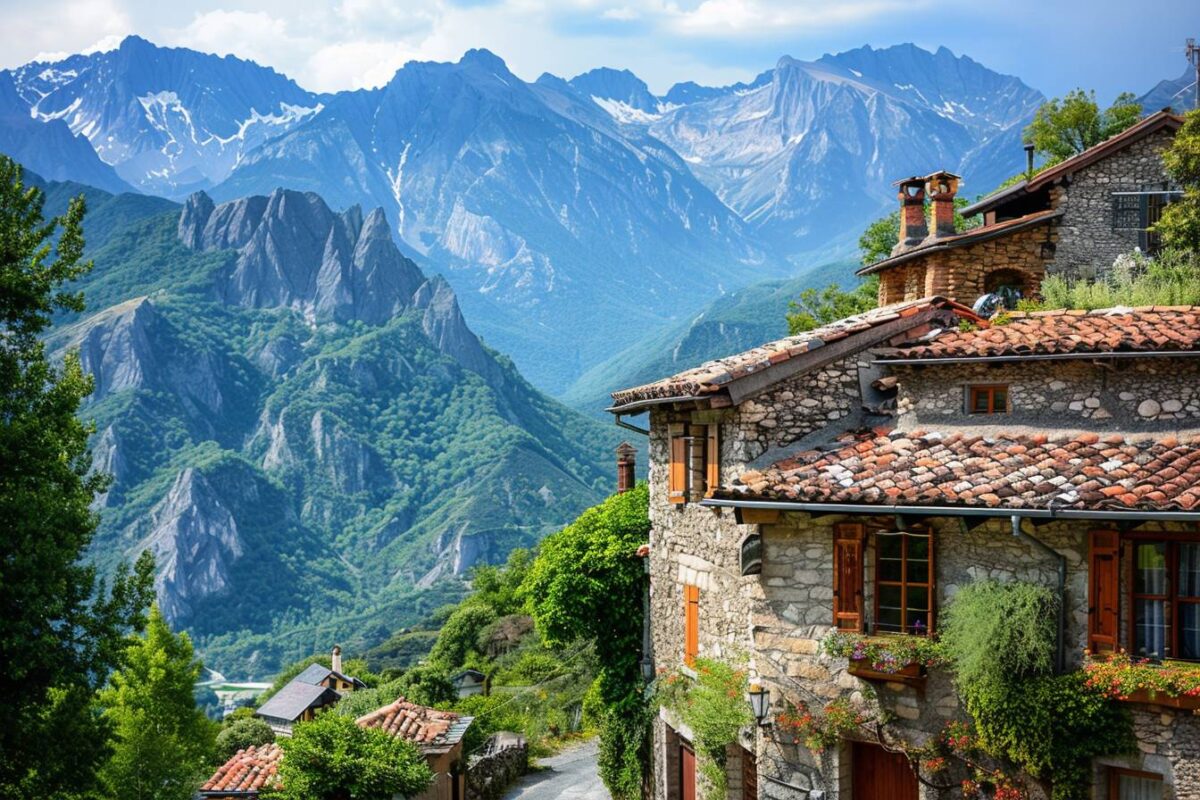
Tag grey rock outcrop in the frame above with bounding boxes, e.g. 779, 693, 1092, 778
135, 468, 244, 623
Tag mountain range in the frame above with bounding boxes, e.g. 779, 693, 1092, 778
34, 172, 614, 676
3, 37, 1060, 394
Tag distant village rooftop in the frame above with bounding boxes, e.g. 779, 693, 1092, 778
200, 744, 283, 798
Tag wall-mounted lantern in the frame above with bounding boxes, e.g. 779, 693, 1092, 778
747, 683, 771, 726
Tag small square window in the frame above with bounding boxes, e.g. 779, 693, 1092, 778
968, 385, 1009, 415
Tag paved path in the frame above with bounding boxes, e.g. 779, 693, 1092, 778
503, 738, 609, 800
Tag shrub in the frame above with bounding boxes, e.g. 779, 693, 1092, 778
1026, 249, 1200, 311
216, 717, 275, 761
939, 580, 1058, 690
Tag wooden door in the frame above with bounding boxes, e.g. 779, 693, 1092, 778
852, 741, 917, 800
741, 746, 758, 799
680, 742, 696, 800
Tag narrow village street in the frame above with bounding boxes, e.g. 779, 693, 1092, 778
503, 739, 609, 800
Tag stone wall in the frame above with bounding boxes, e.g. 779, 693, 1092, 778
895, 358, 1200, 431
876, 222, 1053, 307
1050, 128, 1176, 280
466, 734, 527, 800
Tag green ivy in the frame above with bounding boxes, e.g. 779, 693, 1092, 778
656, 659, 753, 800
940, 581, 1134, 800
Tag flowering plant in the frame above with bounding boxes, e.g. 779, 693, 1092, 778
820, 631, 948, 673
775, 698, 869, 755
1082, 650, 1200, 700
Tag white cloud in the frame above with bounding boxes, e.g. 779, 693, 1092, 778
666, 0, 912, 36
176, 10, 300, 68
1, 0, 131, 68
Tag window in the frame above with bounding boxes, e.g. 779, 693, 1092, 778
684, 584, 699, 666
667, 423, 719, 504
1109, 768, 1163, 800
875, 531, 934, 635
1131, 539, 1200, 660
968, 385, 1008, 415
1112, 188, 1183, 255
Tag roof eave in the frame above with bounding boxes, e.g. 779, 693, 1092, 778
877, 349, 1200, 366
606, 393, 719, 415
960, 179, 1030, 217
701, 497, 1200, 521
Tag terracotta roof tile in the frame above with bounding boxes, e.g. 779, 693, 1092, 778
714, 429, 1200, 513
886, 307, 1200, 361
610, 297, 977, 410
200, 744, 283, 797
356, 697, 467, 747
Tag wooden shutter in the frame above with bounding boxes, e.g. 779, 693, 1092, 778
684, 584, 700, 666
833, 524, 865, 632
705, 425, 720, 497
668, 424, 687, 504
1089, 529, 1121, 654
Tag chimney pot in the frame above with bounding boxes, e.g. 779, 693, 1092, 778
925, 171, 960, 239
616, 442, 637, 494
894, 177, 928, 248
331, 645, 342, 675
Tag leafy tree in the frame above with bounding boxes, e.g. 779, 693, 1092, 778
267, 713, 433, 800
1156, 109, 1200, 251
469, 548, 532, 616
98, 605, 217, 800
522, 485, 651, 800
786, 277, 880, 333
393, 665, 457, 707
1024, 89, 1142, 162
0, 154, 157, 798
216, 717, 276, 761
428, 604, 497, 669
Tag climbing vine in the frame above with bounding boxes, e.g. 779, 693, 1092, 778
656, 658, 753, 800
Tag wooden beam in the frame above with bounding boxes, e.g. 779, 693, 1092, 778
736, 508, 781, 525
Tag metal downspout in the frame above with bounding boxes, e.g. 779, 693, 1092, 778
1011, 515, 1067, 673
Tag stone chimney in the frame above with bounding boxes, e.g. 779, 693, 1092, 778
331, 645, 343, 674
894, 176, 928, 250
616, 442, 637, 494
925, 171, 961, 239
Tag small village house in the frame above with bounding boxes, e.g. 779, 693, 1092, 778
611, 111, 1200, 799
201, 697, 474, 800
254, 646, 367, 736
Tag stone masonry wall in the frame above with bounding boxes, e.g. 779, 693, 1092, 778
1050, 128, 1176, 280
896, 358, 1200, 432
876, 223, 1053, 307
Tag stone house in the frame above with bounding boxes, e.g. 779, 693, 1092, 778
254, 646, 367, 735
609, 303, 1200, 800
862, 111, 1184, 306
201, 697, 473, 800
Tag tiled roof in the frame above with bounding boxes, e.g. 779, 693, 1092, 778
609, 297, 976, 410
884, 307, 1200, 361
716, 429, 1200, 512
356, 697, 472, 747
200, 744, 283, 796
856, 208, 1061, 276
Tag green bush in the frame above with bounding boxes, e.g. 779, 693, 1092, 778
428, 604, 497, 669
940, 581, 1133, 800
215, 717, 275, 761
1026, 249, 1200, 311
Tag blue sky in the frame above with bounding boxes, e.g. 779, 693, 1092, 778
0, 0, 1195, 101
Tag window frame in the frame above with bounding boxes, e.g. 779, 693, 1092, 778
667, 423, 719, 505
872, 529, 936, 636
967, 384, 1009, 415
1124, 532, 1200, 661
1108, 766, 1163, 800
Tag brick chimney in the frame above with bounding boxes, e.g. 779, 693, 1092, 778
925, 171, 961, 239
895, 176, 928, 249
616, 442, 637, 493
331, 645, 343, 674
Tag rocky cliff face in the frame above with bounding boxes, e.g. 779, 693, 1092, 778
54, 181, 611, 674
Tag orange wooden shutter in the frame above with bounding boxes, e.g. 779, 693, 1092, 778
833, 524, 865, 632
668, 425, 687, 504
1088, 530, 1120, 654
705, 425, 720, 497
684, 584, 700, 665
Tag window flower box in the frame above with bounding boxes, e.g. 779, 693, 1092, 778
1083, 652, 1200, 711
822, 632, 946, 689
